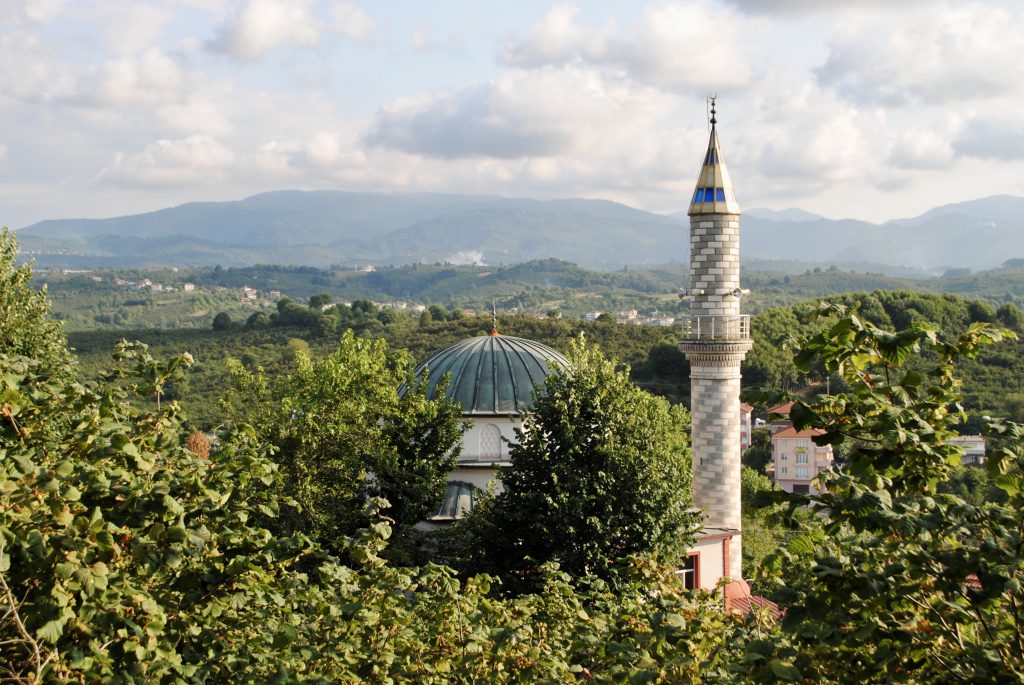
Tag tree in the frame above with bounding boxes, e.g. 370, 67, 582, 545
245, 311, 271, 329
0, 248, 752, 683
744, 303, 1024, 683
0, 229, 68, 367
466, 338, 698, 583
223, 330, 465, 546
308, 293, 331, 310
211, 311, 233, 330
741, 427, 772, 473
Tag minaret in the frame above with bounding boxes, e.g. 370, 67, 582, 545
679, 99, 751, 581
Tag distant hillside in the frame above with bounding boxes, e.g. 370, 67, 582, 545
739, 195, 1024, 273
15, 190, 1024, 272
17, 191, 683, 269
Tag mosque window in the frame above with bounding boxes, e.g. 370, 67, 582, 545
479, 424, 503, 461
715, 188, 726, 202
431, 481, 480, 520
703, 188, 716, 202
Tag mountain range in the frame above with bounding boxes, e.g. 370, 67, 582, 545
14, 191, 1024, 273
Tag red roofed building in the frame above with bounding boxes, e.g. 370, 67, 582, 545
771, 426, 834, 495
765, 401, 795, 434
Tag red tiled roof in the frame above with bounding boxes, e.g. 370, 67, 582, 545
728, 594, 783, 618
740, 402, 754, 413
772, 426, 827, 439
766, 401, 794, 415
724, 579, 783, 618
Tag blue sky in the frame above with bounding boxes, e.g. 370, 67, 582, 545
2, 0, 1023, 227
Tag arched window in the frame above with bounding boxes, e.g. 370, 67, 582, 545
479, 424, 503, 461
431, 481, 480, 520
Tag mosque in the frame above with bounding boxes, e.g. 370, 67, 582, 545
412, 103, 751, 594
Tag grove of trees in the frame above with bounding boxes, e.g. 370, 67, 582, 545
4, 228, 1024, 682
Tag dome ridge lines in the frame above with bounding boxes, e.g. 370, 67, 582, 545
437, 337, 478, 405
497, 335, 524, 413
411, 333, 567, 415
472, 336, 491, 414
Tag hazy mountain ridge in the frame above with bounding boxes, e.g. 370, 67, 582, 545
15, 190, 1024, 272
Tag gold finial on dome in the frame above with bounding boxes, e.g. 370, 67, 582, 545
490, 300, 500, 335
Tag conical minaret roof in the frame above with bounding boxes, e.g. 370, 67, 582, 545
688, 102, 740, 216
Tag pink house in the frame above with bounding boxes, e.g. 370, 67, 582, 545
771, 426, 834, 495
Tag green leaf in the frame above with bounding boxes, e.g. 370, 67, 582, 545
37, 618, 65, 644
768, 659, 801, 682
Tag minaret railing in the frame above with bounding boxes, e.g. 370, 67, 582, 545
682, 315, 750, 341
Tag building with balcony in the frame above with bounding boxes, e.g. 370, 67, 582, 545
771, 427, 834, 495
945, 434, 986, 466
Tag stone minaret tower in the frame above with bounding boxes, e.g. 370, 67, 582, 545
679, 100, 751, 580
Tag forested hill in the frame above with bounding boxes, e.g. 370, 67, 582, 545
15, 190, 1024, 271
69, 289, 1024, 432
17, 190, 683, 269
38, 257, 1024, 333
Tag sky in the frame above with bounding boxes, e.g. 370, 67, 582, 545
2, 0, 1023, 228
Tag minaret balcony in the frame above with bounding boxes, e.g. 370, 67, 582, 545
682, 315, 751, 341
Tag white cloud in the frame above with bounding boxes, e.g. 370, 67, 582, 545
816, 4, 1024, 106
503, 2, 757, 91
99, 135, 235, 187
20, 0, 66, 23
503, 5, 612, 68
89, 2, 172, 55
954, 118, 1024, 161
725, 80, 887, 203
367, 66, 671, 159
410, 25, 468, 55
888, 127, 957, 170
0, 0, 66, 25
331, 1, 373, 43
157, 96, 234, 136
0, 31, 74, 102
74, 48, 185, 108
210, 0, 321, 59
304, 131, 342, 166
721, 0, 929, 14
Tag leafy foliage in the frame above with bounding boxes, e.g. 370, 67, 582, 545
222, 330, 466, 546
748, 305, 1024, 683
3, 257, 760, 682
465, 338, 698, 584
0, 229, 68, 368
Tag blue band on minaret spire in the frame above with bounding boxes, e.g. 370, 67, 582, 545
688, 99, 740, 216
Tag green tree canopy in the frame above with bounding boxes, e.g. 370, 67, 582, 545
223, 330, 466, 546
466, 338, 698, 583
748, 304, 1024, 683
0, 229, 68, 367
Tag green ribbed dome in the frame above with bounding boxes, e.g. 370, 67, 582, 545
413, 334, 568, 415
